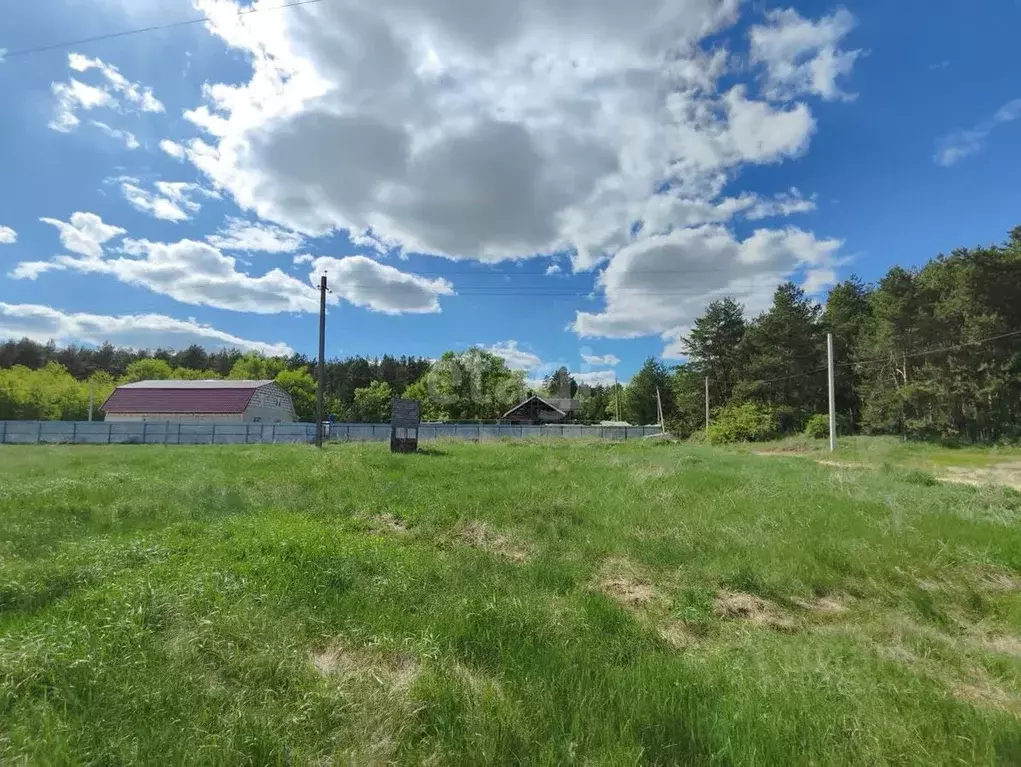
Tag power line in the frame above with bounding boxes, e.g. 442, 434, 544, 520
1, 0, 326, 60
745, 328, 1021, 389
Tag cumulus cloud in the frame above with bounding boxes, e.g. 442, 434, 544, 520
40, 212, 126, 258
0, 302, 293, 356
0, 226, 16, 244
173, 0, 851, 277
749, 8, 860, 101
935, 98, 1021, 166
485, 340, 543, 371
573, 225, 842, 351
50, 52, 163, 138
120, 180, 220, 222
582, 353, 621, 366
308, 256, 454, 314
160, 139, 187, 160
574, 370, 619, 387
207, 217, 306, 253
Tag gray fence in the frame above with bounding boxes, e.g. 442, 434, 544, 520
0, 421, 663, 445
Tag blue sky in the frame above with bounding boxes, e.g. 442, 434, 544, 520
1, 0, 1018, 386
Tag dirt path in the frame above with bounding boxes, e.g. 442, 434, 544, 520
751, 451, 1021, 492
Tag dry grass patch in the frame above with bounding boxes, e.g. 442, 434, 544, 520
371, 513, 409, 535
456, 521, 529, 563
793, 595, 850, 615
714, 590, 795, 631
310, 639, 422, 763
597, 558, 662, 610
953, 676, 1021, 718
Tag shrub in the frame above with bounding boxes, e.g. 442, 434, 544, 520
706, 403, 779, 444
804, 414, 830, 439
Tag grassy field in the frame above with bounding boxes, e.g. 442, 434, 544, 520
2, 440, 1020, 764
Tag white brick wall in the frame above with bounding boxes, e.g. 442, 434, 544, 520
243, 383, 297, 423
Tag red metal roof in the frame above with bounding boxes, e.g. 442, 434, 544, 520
103, 383, 264, 414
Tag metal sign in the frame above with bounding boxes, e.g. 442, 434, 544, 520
391, 399, 422, 429
390, 398, 421, 453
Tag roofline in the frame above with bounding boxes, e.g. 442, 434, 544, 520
501, 394, 567, 419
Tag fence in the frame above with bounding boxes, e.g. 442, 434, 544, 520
0, 421, 663, 446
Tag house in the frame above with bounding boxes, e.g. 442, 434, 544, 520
501, 395, 579, 424
103, 380, 296, 423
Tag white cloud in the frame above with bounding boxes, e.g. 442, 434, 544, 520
749, 8, 860, 102
50, 52, 162, 136
308, 256, 454, 314
572, 225, 842, 349
574, 370, 619, 387
171, 0, 851, 275
545, 263, 562, 275
582, 353, 620, 366
207, 217, 305, 253
745, 188, 817, 220
40, 212, 126, 258
0, 302, 293, 356
50, 80, 114, 131
0, 226, 16, 245
91, 121, 140, 149
16, 216, 323, 314
485, 341, 543, 371
160, 139, 188, 160
935, 98, 1021, 166
68, 53, 164, 112
120, 180, 219, 222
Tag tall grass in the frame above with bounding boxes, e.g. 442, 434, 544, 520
1, 441, 1020, 764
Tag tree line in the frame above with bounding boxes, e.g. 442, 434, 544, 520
661, 226, 1021, 442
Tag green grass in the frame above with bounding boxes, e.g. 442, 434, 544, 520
738, 434, 1021, 469
2, 440, 1021, 764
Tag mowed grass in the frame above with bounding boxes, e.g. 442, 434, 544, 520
2, 440, 1021, 765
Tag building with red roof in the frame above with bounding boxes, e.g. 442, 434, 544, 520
103, 380, 297, 423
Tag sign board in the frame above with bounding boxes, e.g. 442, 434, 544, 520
391, 399, 422, 429
390, 398, 421, 453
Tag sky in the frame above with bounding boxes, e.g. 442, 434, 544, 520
0, 0, 1018, 386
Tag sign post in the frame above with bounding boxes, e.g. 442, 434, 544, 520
390, 398, 422, 453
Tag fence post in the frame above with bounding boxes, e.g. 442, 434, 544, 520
37, 421, 43, 444
1, 421, 5, 444
142, 422, 147, 445
71, 422, 77, 444
346, 425, 350, 442
211, 424, 216, 445
176, 422, 182, 444
107, 423, 112, 444
271, 423, 277, 444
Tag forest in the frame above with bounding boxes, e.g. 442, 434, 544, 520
1, 227, 1019, 440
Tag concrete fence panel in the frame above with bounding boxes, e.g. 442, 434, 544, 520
0, 421, 663, 445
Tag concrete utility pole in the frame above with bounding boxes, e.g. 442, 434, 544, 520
705, 377, 710, 434
656, 387, 664, 430
315, 274, 327, 449
827, 333, 837, 453
88, 380, 94, 422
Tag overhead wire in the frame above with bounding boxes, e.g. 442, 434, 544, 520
1, 0, 326, 59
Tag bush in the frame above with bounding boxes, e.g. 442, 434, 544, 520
707, 403, 779, 444
804, 414, 830, 439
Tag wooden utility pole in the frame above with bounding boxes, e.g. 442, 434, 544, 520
827, 333, 837, 453
315, 274, 327, 449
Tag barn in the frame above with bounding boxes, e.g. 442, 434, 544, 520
501, 395, 578, 424
103, 380, 297, 423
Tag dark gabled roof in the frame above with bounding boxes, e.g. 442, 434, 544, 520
103, 380, 274, 414
502, 395, 575, 419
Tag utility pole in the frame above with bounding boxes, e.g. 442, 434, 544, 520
656, 387, 664, 431
705, 377, 710, 434
827, 333, 837, 453
614, 374, 621, 422
315, 274, 327, 449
